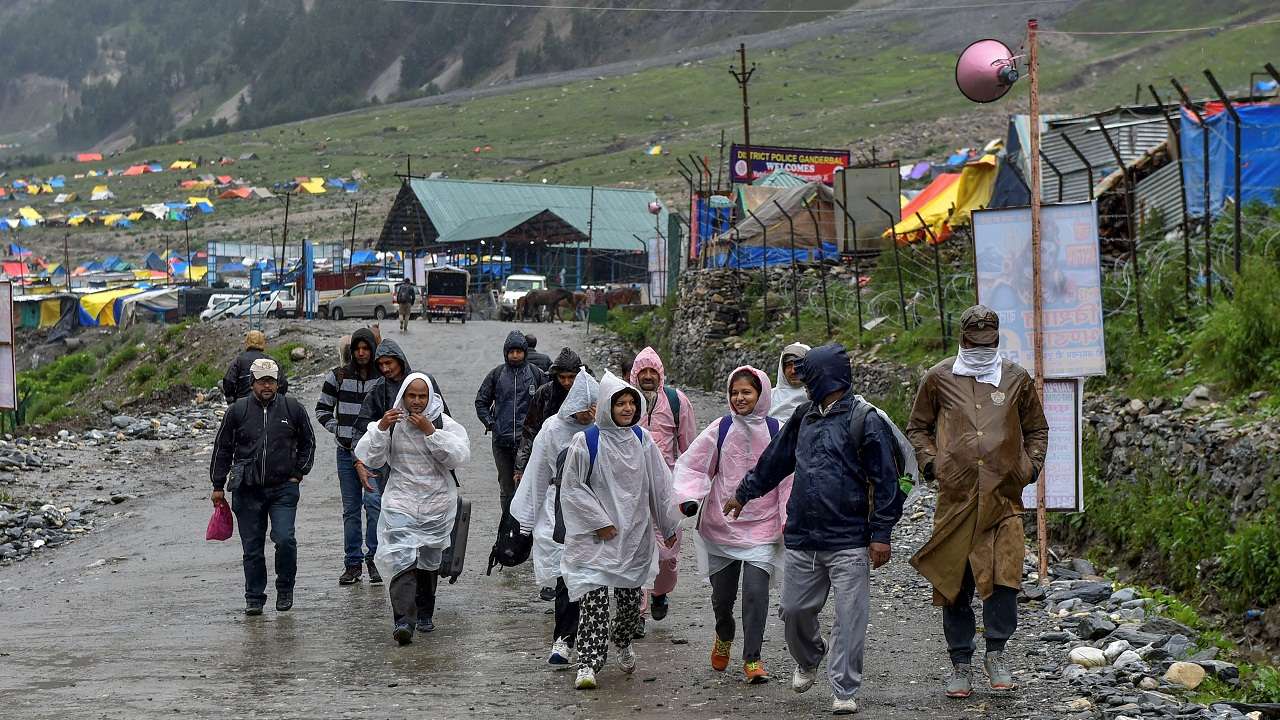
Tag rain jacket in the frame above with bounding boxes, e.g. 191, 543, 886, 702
515, 347, 584, 472
559, 372, 681, 601
314, 328, 379, 450
221, 348, 289, 404
510, 368, 599, 586
735, 343, 903, 551
673, 366, 790, 578
474, 331, 547, 446
770, 343, 811, 420
629, 347, 697, 469
906, 357, 1048, 604
352, 339, 450, 451
355, 373, 470, 580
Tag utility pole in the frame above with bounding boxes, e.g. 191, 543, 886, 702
62, 233, 71, 292
183, 218, 192, 285
729, 43, 757, 183
280, 191, 292, 284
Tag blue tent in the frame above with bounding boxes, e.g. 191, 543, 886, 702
1182, 104, 1280, 218
712, 242, 838, 269
326, 178, 345, 188
50, 177, 65, 188
220, 262, 246, 273
194, 202, 214, 214
351, 249, 378, 265
8, 243, 31, 256
147, 163, 163, 173
343, 181, 359, 193
168, 210, 189, 222
143, 252, 166, 272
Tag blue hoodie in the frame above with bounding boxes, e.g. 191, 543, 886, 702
735, 343, 903, 551
473, 330, 548, 444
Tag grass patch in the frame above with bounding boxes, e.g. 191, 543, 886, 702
103, 345, 139, 375
128, 363, 156, 387
188, 362, 221, 390
18, 351, 98, 424
266, 343, 303, 377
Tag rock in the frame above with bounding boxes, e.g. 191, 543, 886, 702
1104, 640, 1133, 663
1069, 646, 1108, 667
1195, 660, 1239, 681
1067, 697, 1093, 711
110, 415, 137, 429
1071, 558, 1097, 576
1126, 398, 1147, 415
1142, 617, 1196, 638
1113, 650, 1144, 668
1078, 614, 1118, 640
101, 399, 121, 414
1163, 634, 1192, 660
290, 347, 307, 361
1051, 581, 1113, 604
1110, 588, 1138, 604
1138, 676, 1160, 690
1188, 647, 1219, 661
1182, 385, 1211, 410
1040, 631, 1073, 642
1062, 664, 1088, 680
1140, 690, 1178, 706
1108, 626, 1165, 646
1165, 662, 1207, 689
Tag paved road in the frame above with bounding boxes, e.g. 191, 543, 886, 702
0, 319, 1073, 719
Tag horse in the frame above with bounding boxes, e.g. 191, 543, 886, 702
516, 288, 575, 322
603, 287, 642, 309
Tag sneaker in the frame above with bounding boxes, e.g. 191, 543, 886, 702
618, 645, 637, 674
575, 666, 597, 690
945, 664, 973, 698
338, 564, 362, 585
711, 638, 732, 671
633, 617, 647, 640
548, 638, 574, 667
832, 696, 859, 715
539, 586, 556, 602
366, 560, 383, 585
244, 604, 264, 616
276, 591, 293, 612
792, 666, 818, 694
650, 593, 669, 621
743, 660, 769, 684
393, 622, 413, 646
416, 617, 435, 633
984, 651, 1014, 691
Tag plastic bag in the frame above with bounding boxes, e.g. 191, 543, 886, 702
206, 502, 234, 541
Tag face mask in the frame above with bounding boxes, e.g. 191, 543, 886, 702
958, 346, 999, 366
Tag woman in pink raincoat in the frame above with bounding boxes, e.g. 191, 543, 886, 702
673, 366, 790, 684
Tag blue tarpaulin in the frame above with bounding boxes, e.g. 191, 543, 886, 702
144, 252, 166, 271
1182, 104, 1280, 218
710, 242, 838, 269
351, 249, 378, 265
8, 243, 31, 256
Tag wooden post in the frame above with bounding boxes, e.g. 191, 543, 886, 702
1027, 18, 1049, 585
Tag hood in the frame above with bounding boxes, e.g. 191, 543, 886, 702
775, 342, 811, 390
392, 371, 444, 421
797, 343, 851, 403
348, 328, 378, 366
374, 338, 412, 377
596, 371, 646, 431
629, 346, 666, 388
549, 347, 583, 374
727, 365, 773, 418
503, 330, 528, 364
558, 368, 600, 422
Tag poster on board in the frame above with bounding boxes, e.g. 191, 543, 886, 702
973, 202, 1107, 379
1021, 378, 1084, 512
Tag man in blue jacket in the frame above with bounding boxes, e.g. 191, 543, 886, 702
725, 343, 903, 716
474, 330, 547, 516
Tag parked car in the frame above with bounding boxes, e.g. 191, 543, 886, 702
200, 297, 241, 322
499, 274, 546, 320
326, 280, 414, 321
208, 289, 295, 321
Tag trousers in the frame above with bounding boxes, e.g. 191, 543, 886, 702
397, 302, 413, 331
709, 559, 771, 662
576, 586, 643, 672
942, 562, 1019, 665
337, 447, 381, 565
388, 568, 439, 626
231, 482, 300, 606
554, 577, 580, 646
781, 547, 870, 701
492, 438, 517, 517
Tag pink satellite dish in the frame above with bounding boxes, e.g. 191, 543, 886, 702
955, 39, 1020, 103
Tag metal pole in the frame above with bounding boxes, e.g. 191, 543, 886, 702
350, 200, 359, 259
773, 200, 800, 333
745, 207, 768, 320
1039, 149, 1065, 203
63, 233, 71, 292
802, 202, 832, 338
916, 212, 949, 347
1095, 112, 1143, 333
1059, 133, 1094, 198
830, 193, 865, 344
280, 191, 292, 286
715, 129, 726, 192
1203, 69, 1242, 274
866, 195, 909, 332
1028, 18, 1049, 585
183, 218, 192, 285
1172, 78, 1212, 304
1148, 84, 1193, 307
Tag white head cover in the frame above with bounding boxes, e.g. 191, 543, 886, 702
557, 368, 599, 421
770, 342, 811, 420
393, 372, 445, 419
951, 345, 1003, 387
596, 370, 646, 432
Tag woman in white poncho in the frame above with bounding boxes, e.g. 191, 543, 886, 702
558, 371, 680, 690
354, 372, 470, 646
510, 368, 599, 668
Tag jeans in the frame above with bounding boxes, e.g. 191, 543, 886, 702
710, 560, 771, 662
337, 447, 381, 566
781, 547, 870, 701
942, 563, 1019, 665
554, 577, 580, 646
232, 482, 300, 606
492, 437, 517, 517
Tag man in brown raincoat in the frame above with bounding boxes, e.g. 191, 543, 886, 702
906, 305, 1048, 699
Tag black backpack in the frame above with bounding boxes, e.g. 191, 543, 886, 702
486, 510, 532, 575
395, 283, 416, 303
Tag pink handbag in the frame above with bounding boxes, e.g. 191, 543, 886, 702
206, 502, 234, 541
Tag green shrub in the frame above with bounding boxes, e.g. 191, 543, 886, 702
129, 363, 156, 386
104, 345, 139, 375
188, 362, 221, 389
18, 351, 99, 424
154, 346, 169, 362
267, 343, 303, 376
164, 361, 183, 379
1191, 262, 1280, 392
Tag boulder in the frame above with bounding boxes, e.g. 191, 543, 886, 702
1162, 634, 1192, 660
290, 346, 307, 361
1195, 660, 1239, 681
1113, 650, 1144, 668
1182, 385, 1211, 410
1078, 614, 1117, 640
1164, 661, 1206, 689
1107, 626, 1165, 647
1104, 640, 1133, 663
1141, 617, 1196, 638
1069, 646, 1107, 668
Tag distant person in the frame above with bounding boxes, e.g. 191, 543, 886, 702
474, 331, 547, 516
395, 278, 418, 332
222, 330, 289, 404
210, 359, 316, 616
315, 329, 382, 586
770, 342, 811, 420
726, 343, 904, 716
906, 305, 1048, 699
355, 373, 469, 645
558, 372, 680, 690
524, 334, 553, 373
629, 347, 696, 628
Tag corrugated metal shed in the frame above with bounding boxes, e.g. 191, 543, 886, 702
377, 178, 667, 252
1134, 160, 1185, 229
1032, 109, 1170, 203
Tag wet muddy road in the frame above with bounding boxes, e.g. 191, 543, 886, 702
0, 320, 1074, 719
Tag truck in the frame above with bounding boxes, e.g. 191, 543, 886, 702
498, 274, 547, 321
294, 269, 369, 318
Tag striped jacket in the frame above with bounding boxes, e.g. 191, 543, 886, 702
315, 366, 379, 450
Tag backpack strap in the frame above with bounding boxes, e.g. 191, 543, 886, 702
583, 424, 643, 487
709, 415, 733, 480
664, 387, 681, 435
765, 416, 781, 438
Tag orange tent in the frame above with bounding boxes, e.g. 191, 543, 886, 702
123, 164, 148, 176
76, 152, 104, 163
219, 188, 252, 200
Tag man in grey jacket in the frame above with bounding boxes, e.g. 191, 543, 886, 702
473, 330, 547, 516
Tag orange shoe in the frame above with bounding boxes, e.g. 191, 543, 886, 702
711, 638, 732, 671
743, 660, 770, 684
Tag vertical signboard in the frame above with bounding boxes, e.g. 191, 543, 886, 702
1021, 378, 1084, 512
0, 282, 15, 410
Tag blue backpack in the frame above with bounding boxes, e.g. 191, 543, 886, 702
710, 414, 780, 480
551, 424, 644, 543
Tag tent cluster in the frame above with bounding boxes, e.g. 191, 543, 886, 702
0, 247, 211, 289
13, 286, 184, 331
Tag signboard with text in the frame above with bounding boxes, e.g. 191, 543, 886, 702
973, 202, 1107, 378
1021, 378, 1084, 512
730, 144, 850, 185
0, 282, 14, 410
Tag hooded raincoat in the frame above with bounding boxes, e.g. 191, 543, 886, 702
511, 368, 599, 585
770, 343, 811, 421
673, 366, 790, 579
629, 347, 694, 572
558, 372, 681, 601
355, 373, 471, 581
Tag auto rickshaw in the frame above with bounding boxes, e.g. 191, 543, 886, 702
424, 265, 470, 323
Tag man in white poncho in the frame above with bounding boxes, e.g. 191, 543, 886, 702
559, 371, 681, 691
770, 342, 810, 420
355, 372, 470, 646
510, 368, 599, 668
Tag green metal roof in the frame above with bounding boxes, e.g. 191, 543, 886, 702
406, 178, 667, 252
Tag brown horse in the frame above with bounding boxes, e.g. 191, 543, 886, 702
603, 287, 642, 309
516, 288, 575, 322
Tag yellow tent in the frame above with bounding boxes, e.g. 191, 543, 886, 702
27, 185, 40, 195
102, 213, 123, 226
127, 211, 144, 221
300, 181, 326, 194
39, 297, 64, 328
889, 154, 998, 241
41, 183, 54, 194
181, 265, 209, 282
78, 287, 144, 327
19, 206, 43, 222
68, 216, 88, 226
187, 196, 213, 207
948, 154, 998, 230
170, 160, 196, 170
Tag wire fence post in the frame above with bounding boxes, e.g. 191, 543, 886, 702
802, 202, 833, 338
1095, 112, 1143, 333
1147, 84, 1193, 309
1171, 78, 1212, 305
866, 196, 909, 331
1203, 69, 1242, 274
830, 194, 865, 345
915, 212, 949, 347
1039, 149, 1065, 203
773, 200, 800, 333
745, 207, 768, 328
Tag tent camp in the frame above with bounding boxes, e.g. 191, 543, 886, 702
122, 165, 148, 176
705, 182, 838, 267
90, 185, 115, 201
77, 153, 103, 163
78, 287, 148, 327
299, 180, 326, 194
218, 188, 252, 200
118, 288, 181, 327
888, 154, 998, 242
170, 160, 196, 170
